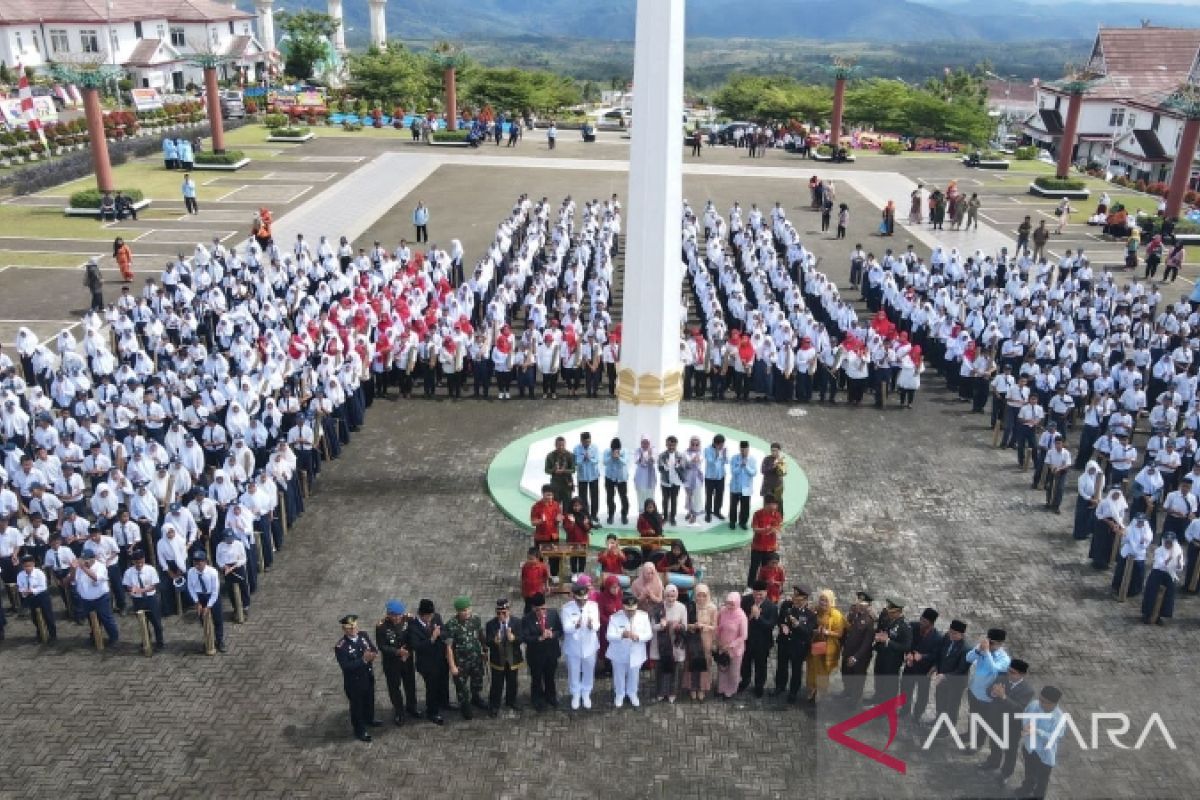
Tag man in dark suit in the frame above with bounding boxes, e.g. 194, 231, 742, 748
866, 598, 913, 704
931, 619, 971, 726
738, 580, 778, 697
899, 607, 943, 722
484, 598, 523, 716
520, 592, 563, 711
982, 658, 1036, 786
406, 598, 450, 725
839, 590, 876, 703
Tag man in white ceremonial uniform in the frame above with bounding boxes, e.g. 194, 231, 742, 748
561, 581, 600, 709
605, 592, 651, 707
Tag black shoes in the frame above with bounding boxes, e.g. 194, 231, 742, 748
356, 732, 372, 743
429, 715, 445, 726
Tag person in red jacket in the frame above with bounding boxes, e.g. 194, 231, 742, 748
597, 533, 626, 577
755, 552, 785, 604
748, 496, 782, 588
520, 547, 551, 616
530, 484, 563, 582
562, 496, 592, 576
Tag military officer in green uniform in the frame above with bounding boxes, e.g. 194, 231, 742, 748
334, 614, 381, 742
445, 596, 488, 720
544, 436, 576, 505
839, 590, 876, 704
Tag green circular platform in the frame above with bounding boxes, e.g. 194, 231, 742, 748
486, 416, 808, 554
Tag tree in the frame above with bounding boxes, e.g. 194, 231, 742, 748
277, 10, 339, 82
347, 45, 437, 108
843, 79, 909, 130
712, 74, 831, 123
464, 67, 580, 115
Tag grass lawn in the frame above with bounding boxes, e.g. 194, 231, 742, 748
1, 250, 94, 268
0, 205, 137, 241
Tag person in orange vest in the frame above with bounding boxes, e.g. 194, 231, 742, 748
113, 237, 133, 282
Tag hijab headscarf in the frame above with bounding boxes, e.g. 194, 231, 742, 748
598, 574, 624, 618
631, 561, 664, 605
694, 583, 714, 612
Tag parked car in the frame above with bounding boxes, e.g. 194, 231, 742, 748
716, 121, 752, 145
219, 90, 245, 119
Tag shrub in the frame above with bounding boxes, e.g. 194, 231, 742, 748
263, 113, 288, 129
1184, 190, 1199, 206
245, 99, 258, 114
1034, 176, 1086, 191
1014, 145, 1038, 160
70, 188, 144, 208
342, 120, 364, 132
816, 144, 832, 156
880, 141, 904, 156
195, 150, 246, 165
431, 130, 470, 143
1146, 181, 1169, 197
1176, 218, 1200, 234
271, 127, 310, 138
1135, 179, 1148, 193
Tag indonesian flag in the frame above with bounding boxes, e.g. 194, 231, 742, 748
16, 65, 46, 145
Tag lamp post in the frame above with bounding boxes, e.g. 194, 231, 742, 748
1162, 84, 1200, 220
189, 52, 234, 155
432, 43, 468, 132
1054, 68, 1095, 180
51, 60, 123, 193
824, 57, 858, 152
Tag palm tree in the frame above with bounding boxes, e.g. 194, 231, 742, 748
431, 41, 469, 131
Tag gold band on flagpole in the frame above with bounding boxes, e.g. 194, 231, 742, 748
615, 368, 684, 406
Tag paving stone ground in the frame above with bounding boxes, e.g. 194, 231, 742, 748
0, 134, 1196, 800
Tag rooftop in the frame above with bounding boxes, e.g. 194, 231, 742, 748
0, 0, 252, 24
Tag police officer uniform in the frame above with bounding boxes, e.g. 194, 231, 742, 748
376, 599, 421, 725
773, 585, 817, 702
334, 614, 381, 742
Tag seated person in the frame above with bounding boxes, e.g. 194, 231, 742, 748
636, 498, 664, 562
99, 192, 117, 222
114, 191, 138, 221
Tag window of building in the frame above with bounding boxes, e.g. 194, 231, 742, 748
110, 29, 119, 51
210, 28, 219, 45
156, 24, 166, 40
170, 27, 186, 47
134, 21, 143, 39
49, 29, 69, 53
229, 21, 235, 34
80, 29, 100, 53
31, 29, 40, 53
14, 31, 23, 53
1152, 113, 1161, 132
1108, 107, 1125, 127
1054, 96, 1061, 111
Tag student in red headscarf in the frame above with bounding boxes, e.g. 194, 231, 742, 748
597, 573, 624, 670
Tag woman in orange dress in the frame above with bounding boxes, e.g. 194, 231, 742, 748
113, 237, 133, 282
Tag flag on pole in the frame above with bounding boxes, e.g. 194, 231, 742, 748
16, 64, 47, 146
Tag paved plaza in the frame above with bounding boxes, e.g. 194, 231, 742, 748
0, 130, 1196, 799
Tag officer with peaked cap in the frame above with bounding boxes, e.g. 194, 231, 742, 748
335, 614, 381, 742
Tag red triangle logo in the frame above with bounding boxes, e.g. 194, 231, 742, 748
827, 693, 908, 774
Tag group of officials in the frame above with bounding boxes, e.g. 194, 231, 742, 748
336, 589, 1062, 799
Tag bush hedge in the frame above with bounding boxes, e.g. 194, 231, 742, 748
263, 114, 288, 129
1176, 218, 1200, 234
271, 127, 311, 138
70, 188, 145, 208
195, 150, 247, 165
816, 144, 832, 156
1014, 146, 1039, 160
880, 141, 903, 155
1034, 176, 1086, 191
431, 130, 471, 142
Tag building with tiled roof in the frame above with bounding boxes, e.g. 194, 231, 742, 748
1023, 25, 1200, 184
0, 0, 264, 94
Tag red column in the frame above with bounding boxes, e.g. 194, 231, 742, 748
445, 67, 458, 132
83, 86, 115, 194
204, 66, 226, 154
829, 76, 846, 151
1056, 92, 1083, 179
1166, 116, 1200, 220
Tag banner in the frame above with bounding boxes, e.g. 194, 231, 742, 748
0, 96, 58, 130
130, 88, 164, 112
268, 88, 327, 113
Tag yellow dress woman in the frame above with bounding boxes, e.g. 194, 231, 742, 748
806, 589, 847, 702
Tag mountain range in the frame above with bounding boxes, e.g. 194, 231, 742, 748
255, 0, 1200, 43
